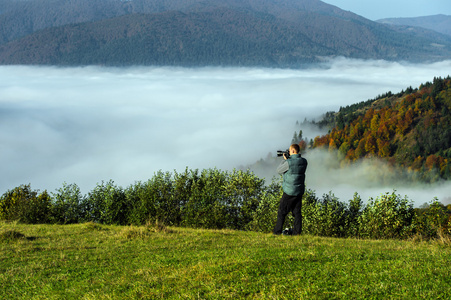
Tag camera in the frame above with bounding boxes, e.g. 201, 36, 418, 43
277, 149, 290, 158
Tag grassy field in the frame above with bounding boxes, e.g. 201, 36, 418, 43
1, 221, 450, 299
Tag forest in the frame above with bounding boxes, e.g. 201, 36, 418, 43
312, 76, 451, 182
1, 0, 451, 66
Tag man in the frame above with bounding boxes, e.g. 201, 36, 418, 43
273, 143, 308, 235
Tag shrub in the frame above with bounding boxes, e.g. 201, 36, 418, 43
320, 192, 348, 237
344, 193, 364, 237
51, 182, 84, 224
221, 169, 265, 229
126, 170, 177, 226
85, 180, 129, 225
0, 184, 52, 224
152, 171, 180, 226
412, 199, 451, 238
186, 168, 265, 230
4, 170, 448, 242
181, 168, 229, 229
302, 191, 348, 237
124, 181, 149, 226
24, 190, 53, 224
246, 179, 282, 233
302, 189, 321, 235
358, 191, 415, 239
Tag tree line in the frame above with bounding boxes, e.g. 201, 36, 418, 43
1, 168, 450, 240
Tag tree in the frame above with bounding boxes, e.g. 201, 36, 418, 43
370, 114, 380, 135
51, 182, 84, 224
298, 130, 303, 141
355, 139, 366, 159
364, 135, 377, 155
0, 184, 52, 223
377, 139, 390, 158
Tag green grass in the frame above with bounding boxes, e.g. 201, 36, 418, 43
1, 221, 450, 299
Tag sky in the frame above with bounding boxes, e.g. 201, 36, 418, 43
1, 58, 451, 206
321, 0, 451, 20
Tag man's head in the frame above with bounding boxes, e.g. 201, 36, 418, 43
289, 144, 300, 155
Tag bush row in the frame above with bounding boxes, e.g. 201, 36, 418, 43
1, 168, 450, 239
0, 169, 265, 230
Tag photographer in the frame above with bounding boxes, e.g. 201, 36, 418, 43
273, 144, 308, 235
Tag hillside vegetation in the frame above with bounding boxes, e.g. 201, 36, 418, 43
0, 0, 450, 66
312, 76, 451, 182
1, 171, 450, 240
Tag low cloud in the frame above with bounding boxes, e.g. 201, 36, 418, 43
304, 149, 451, 207
1, 59, 450, 206
245, 147, 451, 207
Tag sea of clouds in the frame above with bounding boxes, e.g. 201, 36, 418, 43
1, 58, 450, 206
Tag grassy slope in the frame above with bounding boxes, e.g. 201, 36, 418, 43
1, 222, 450, 299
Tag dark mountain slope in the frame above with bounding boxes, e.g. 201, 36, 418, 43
0, 0, 345, 44
0, 0, 450, 66
378, 14, 451, 37
0, 9, 333, 66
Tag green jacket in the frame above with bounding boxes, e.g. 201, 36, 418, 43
277, 154, 308, 196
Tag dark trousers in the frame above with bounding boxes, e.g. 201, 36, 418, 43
273, 192, 303, 235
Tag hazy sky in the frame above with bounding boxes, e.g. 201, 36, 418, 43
1, 58, 451, 206
321, 0, 451, 20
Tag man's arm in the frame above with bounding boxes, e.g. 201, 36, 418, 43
277, 160, 289, 175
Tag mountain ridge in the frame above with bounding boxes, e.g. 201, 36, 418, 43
0, 0, 450, 66
377, 14, 451, 37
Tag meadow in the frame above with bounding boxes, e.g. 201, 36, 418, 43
1, 221, 450, 299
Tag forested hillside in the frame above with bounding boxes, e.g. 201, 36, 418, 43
0, 9, 331, 66
1, 0, 450, 66
312, 76, 451, 182
378, 15, 451, 37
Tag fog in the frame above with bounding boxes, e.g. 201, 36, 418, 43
1, 58, 450, 206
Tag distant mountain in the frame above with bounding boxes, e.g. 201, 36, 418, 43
1, 0, 451, 66
377, 15, 451, 37
0, 0, 368, 44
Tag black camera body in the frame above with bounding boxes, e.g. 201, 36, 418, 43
277, 149, 290, 158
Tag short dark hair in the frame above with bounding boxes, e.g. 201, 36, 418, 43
290, 144, 300, 154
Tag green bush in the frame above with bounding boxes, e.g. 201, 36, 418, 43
412, 199, 451, 238
246, 179, 282, 233
301, 189, 320, 235
124, 181, 150, 226
153, 170, 181, 226
51, 182, 84, 224
25, 190, 53, 224
302, 190, 348, 237
216, 169, 265, 229
127, 168, 266, 230
126, 170, 178, 226
179, 168, 265, 230
2, 170, 449, 241
0, 184, 52, 224
85, 180, 129, 225
181, 168, 228, 229
248, 187, 362, 237
345, 193, 364, 237
358, 191, 415, 239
